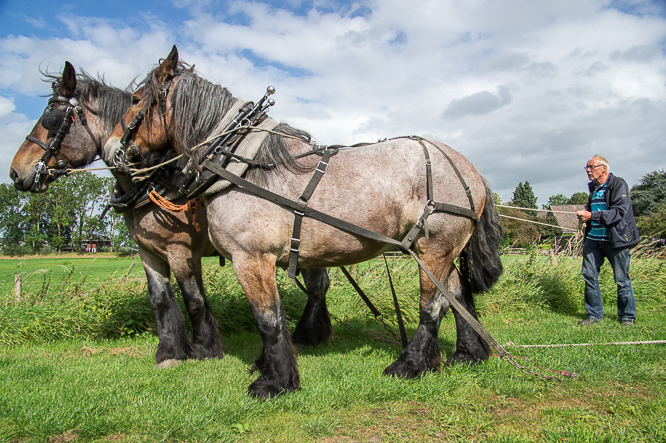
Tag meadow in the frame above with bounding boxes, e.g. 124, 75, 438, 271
0, 249, 665, 442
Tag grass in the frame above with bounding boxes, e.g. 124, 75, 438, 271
0, 248, 665, 442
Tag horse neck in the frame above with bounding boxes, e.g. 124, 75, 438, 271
78, 96, 137, 193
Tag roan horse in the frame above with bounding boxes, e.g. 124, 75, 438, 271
8, 61, 333, 368
105, 46, 504, 399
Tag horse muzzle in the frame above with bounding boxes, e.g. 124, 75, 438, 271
10, 166, 51, 193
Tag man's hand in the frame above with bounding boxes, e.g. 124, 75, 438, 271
577, 210, 591, 223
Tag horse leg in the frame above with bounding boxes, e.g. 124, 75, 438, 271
234, 254, 300, 398
446, 269, 491, 365
383, 255, 451, 378
291, 267, 331, 347
169, 249, 223, 360
140, 251, 192, 368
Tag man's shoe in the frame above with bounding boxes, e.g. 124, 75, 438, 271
621, 319, 634, 326
579, 317, 601, 325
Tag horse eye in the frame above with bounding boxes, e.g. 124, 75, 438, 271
131, 95, 141, 105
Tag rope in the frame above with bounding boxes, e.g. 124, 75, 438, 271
505, 340, 666, 349
147, 190, 204, 231
499, 213, 578, 232
497, 204, 579, 214
130, 126, 307, 180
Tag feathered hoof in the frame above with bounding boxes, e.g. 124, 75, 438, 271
155, 358, 184, 369
383, 357, 438, 379
190, 344, 224, 360
248, 375, 301, 399
445, 350, 485, 366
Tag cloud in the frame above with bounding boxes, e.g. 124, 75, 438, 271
443, 86, 513, 119
1, 0, 665, 204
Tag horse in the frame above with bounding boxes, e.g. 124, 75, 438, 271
105, 46, 504, 398
8, 61, 333, 369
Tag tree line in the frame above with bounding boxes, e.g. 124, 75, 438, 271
1, 170, 664, 255
0, 172, 133, 255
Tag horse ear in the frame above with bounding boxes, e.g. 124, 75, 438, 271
156, 45, 179, 83
60, 61, 77, 96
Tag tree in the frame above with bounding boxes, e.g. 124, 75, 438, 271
511, 181, 538, 216
0, 184, 27, 255
569, 192, 588, 205
543, 193, 569, 209
636, 203, 666, 239
631, 170, 666, 217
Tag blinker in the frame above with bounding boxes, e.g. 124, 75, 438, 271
41, 108, 67, 133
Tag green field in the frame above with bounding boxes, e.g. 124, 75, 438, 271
1, 252, 665, 442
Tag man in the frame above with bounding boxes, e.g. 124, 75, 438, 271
576, 155, 640, 326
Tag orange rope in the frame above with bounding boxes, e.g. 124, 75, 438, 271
148, 190, 204, 231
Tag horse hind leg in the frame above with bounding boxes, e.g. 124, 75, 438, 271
446, 268, 491, 365
291, 267, 332, 347
384, 255, 452, 378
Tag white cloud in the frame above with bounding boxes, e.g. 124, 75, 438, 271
1, 0, 665, 204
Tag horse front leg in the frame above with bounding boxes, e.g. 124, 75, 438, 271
140, 250, 192, 368
169, 246, 223, 360
291, 267, 331, 347
235, 255, 300, 398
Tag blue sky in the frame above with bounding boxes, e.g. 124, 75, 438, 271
1, 0, 665, 204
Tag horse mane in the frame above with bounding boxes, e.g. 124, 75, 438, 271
139, 63, 313, 182
43, 70, 132, 134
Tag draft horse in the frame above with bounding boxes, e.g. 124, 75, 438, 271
8, 61, 332, 368
105, 46, 504, 398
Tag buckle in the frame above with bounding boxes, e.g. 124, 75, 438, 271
316, 160, 329, 174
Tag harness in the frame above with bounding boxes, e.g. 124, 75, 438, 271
122, 80, 513, 361
198, 140, 509, 357
26, 93, 99, 183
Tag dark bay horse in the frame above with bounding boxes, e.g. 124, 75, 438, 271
105, 46, 503, 398
9, 61, 332, 368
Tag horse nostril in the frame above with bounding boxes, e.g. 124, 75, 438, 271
9, 168, 19, 184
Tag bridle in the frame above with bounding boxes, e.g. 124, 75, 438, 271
26, 89, 100, 183
113, 76, 174, 174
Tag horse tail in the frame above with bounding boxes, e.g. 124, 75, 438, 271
459, 179, 503, 294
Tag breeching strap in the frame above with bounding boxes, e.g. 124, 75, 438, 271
200, 158, 509, 357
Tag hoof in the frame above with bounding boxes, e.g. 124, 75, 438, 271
445, 350, 484, 366
383, 357, 439, 379
156, 358, 184, 369
190, 345, 224, 360
248, 375, 300, 399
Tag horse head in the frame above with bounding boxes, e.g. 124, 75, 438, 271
105, 45, 243, 175
10, 61, 130, 192
104, 45, 182, 169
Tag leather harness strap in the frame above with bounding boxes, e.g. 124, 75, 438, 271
288, 149, 333, 278
199, 157, 508, 357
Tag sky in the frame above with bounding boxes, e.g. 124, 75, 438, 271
1, 0, 665, 205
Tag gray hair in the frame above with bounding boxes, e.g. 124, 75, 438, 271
592, 154, 609, 170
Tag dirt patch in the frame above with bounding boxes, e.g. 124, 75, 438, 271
81, 346, 147, 358
48, 430, 78, 442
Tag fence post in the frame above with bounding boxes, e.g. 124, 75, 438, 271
15, 274, 22, 301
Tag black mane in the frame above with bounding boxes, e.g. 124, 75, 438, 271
138, 62, 312, 181
43, 70, 132, 134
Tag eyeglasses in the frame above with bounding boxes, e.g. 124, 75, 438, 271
584, 164, 605, 171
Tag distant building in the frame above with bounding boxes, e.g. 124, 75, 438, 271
61, 238, 113, 253
537, 205, 585, 233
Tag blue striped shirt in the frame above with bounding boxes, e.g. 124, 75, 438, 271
588, 182, 609, 241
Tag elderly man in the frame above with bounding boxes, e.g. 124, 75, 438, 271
576, 155, 640, 326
